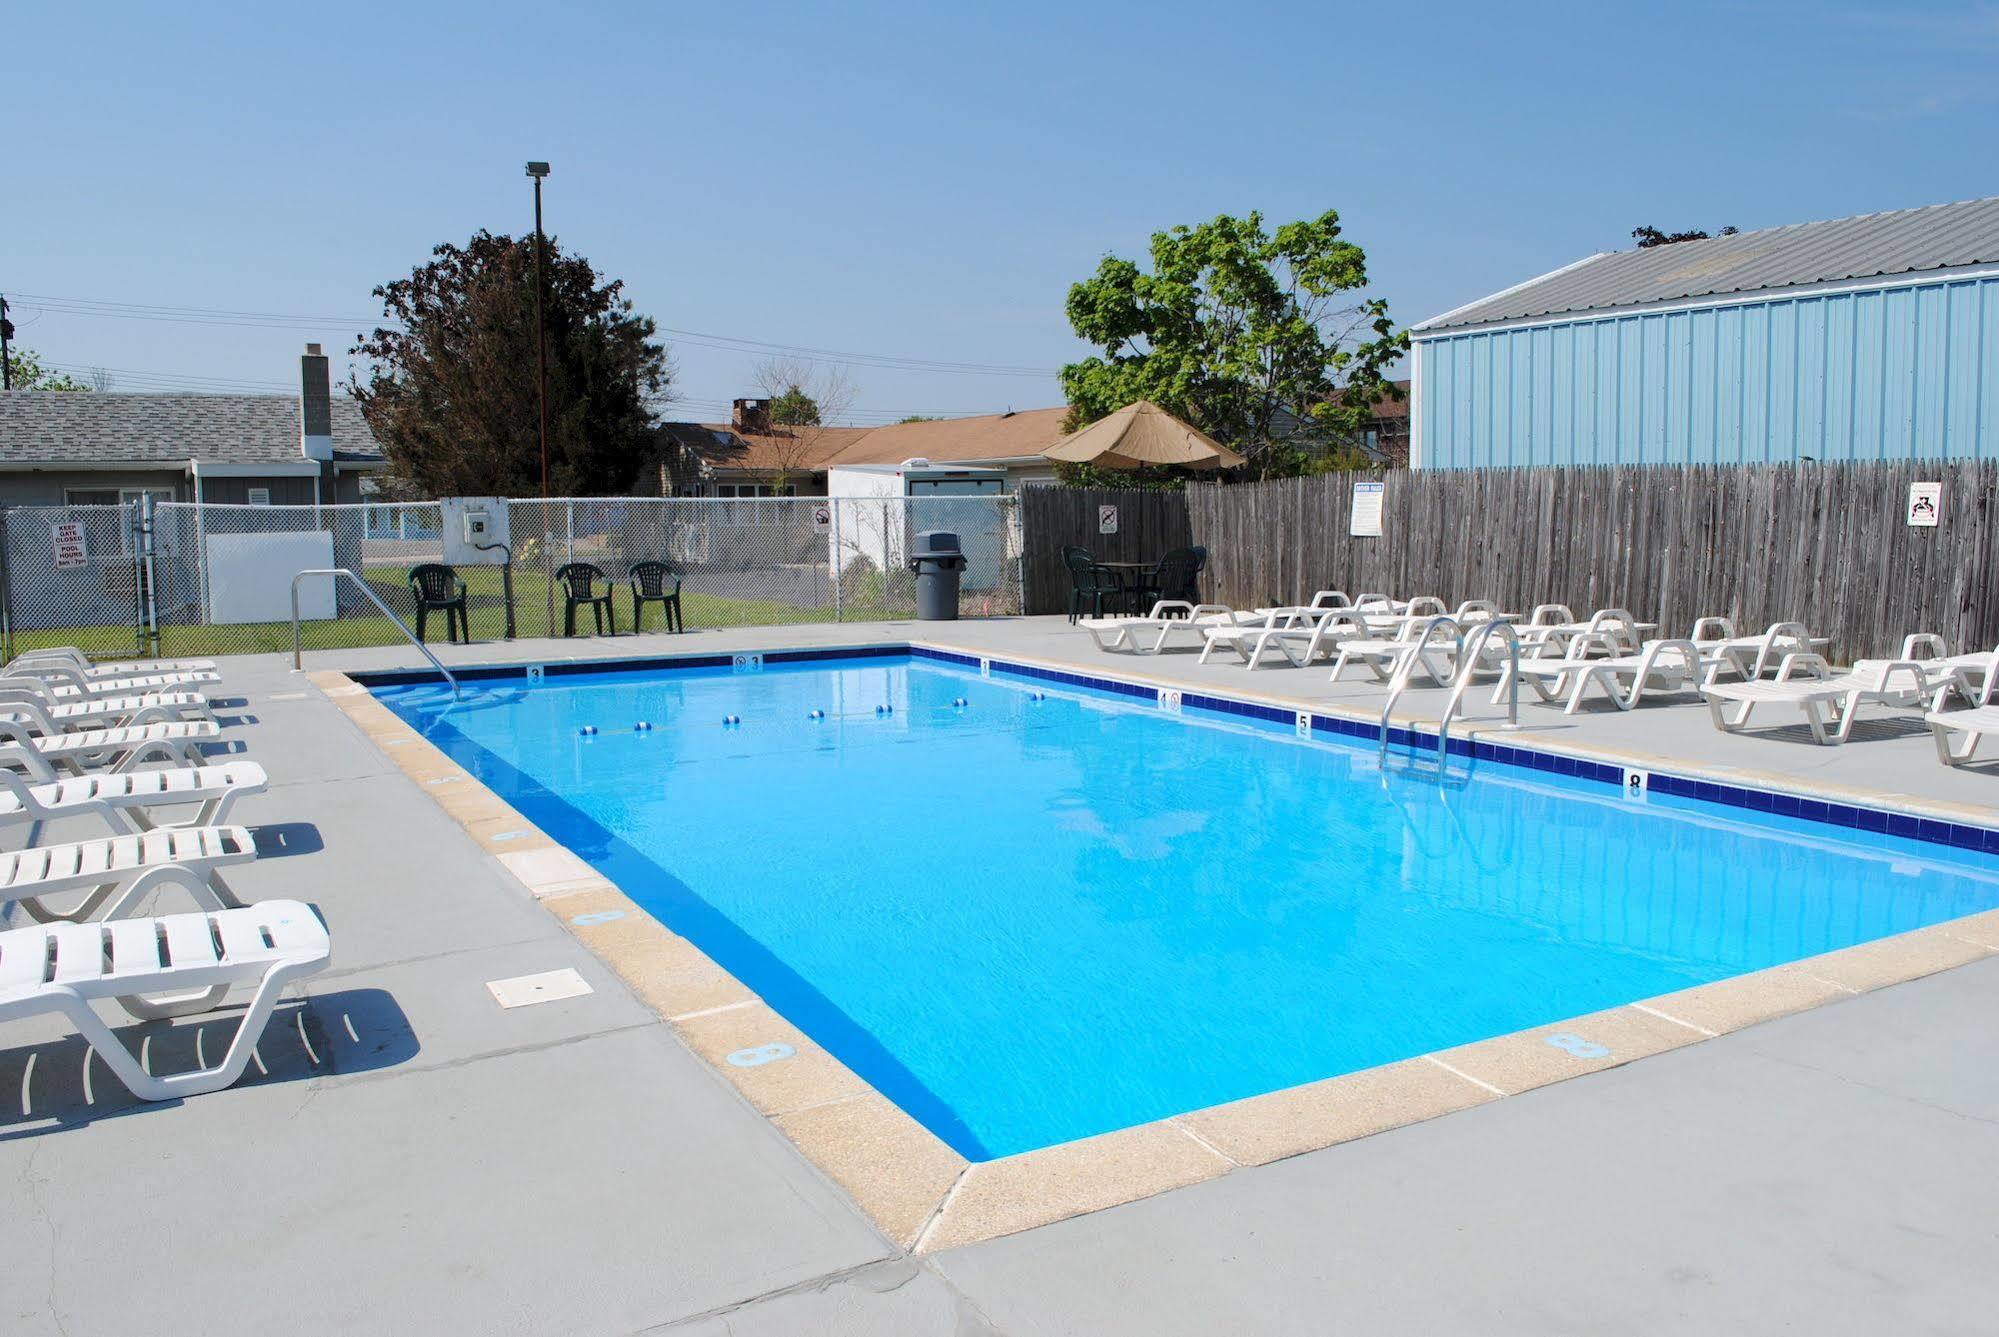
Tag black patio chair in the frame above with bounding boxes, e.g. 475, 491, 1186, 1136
1062, 546, 1121, 623
1126, 547, 1205, 615
629, 560, 684, 633
407, 563, 468, 644
555, 562, 617, 636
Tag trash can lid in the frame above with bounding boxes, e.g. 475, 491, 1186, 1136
912, 529, 962, 556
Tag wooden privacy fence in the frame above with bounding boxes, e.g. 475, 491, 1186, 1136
1019, 487, 1194, 614
1022, 462, 1999, 662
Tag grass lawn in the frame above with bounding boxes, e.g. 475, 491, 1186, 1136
8, 565, 919, 659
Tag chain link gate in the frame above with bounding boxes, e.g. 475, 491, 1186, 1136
0, 503, 150, 662
1, 495, 1023, 660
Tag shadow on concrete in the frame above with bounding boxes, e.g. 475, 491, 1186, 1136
250, 822, 324, 858
0, 987, 417, 1138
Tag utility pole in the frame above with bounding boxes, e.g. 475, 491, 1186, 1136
525, 161, 553, 633
1, 294, 13, 391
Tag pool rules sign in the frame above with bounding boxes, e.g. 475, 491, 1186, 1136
1349, 481, 1385, 537
51, 520, 88, 570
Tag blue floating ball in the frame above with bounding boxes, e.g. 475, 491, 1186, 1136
722, 714, 741, 726
1029, 692, 1046, 702
578, 724, 597, 736
953, 697, 968, 708
808, 709, 825, 720
634, 721, 652, 732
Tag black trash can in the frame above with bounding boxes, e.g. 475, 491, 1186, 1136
908, 530, 967, 620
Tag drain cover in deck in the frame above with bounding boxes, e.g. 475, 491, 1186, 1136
486, 968, 593, 1009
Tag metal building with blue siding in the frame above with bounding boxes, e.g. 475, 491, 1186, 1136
1409, 197, 1999, 468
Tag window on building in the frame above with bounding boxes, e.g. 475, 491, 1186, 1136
246, 487, 272, 505
713, 483, 796, 498
63, 489, 119, 507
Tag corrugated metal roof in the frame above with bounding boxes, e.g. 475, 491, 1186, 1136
0, 392, 384, 465
1416, 196, 1999, 333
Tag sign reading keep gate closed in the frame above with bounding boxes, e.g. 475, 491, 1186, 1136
51, 520, 88, 570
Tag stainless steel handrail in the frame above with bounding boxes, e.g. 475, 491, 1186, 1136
291, 568, 461, 700
1437, 619, 1520, 759
1378, 615, 1461, 752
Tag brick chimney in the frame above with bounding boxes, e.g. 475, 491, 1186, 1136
299, 342, 333, 460
732, 397, 771, 435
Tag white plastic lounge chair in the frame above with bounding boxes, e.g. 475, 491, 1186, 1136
1201, 609, 1370, 669
1926, 706, 1999, 767
0, 900, 329, 1100
1330, 619, 1458, 684
1519, 607, 1654, 657
0, 760, 267, 833
1900, 634, 1998, 706
0, 665, 219, 702
0, 719, 219, 776
8, 648, 218, 679
1689, 618, 1829, 681
1701, 655, 1963, 745
0, 825, 254, 923
1515, 638, 1713, 713
0, 684, 213, 729
1078, 603, 1254, 653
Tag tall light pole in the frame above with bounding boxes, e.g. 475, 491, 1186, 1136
525, 161, 552, 633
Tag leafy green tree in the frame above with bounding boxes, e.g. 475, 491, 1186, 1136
1633, 224, 1739, 248
1059, 209, 1405, 481
1, 346, 91, 392
350, 230, 671, 497
766, 383, 821, 427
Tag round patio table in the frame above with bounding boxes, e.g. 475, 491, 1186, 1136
1094, 560, 1160, 614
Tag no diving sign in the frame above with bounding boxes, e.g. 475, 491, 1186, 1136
51, 520, 88, 570
1098, 504, 1119, 535
812, 504, 832, 532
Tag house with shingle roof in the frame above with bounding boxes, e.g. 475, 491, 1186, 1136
655, 399, 1070, 497
0, 344, 385, 506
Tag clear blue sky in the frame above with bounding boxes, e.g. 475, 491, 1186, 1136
8, 0, 1995, 423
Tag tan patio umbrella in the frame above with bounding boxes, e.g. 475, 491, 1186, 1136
1040, 400, 1246, 470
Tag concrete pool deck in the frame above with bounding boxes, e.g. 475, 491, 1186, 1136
2, 617, 1996, 1333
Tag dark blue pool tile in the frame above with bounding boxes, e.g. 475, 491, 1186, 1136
1918, 818, 1952, 845
1983, 827, 1999, 855
1771, 793, 1801, 818
1886, 812, 1921, 838
1746, 789, 1775, 812
1856, 807, 1889, 834
908, 646, 979, 667
1947, 823, 1987, 851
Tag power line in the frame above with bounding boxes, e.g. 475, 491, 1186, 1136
35, 363, 1030, 424
9, 291, 1064, 378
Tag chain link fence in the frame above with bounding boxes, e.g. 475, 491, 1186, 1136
0, 496, 1022, 660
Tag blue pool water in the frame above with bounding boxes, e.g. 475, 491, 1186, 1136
373, 655, 1999, 1159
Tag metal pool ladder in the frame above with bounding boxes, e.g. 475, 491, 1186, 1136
1378, 615, 1461, 753
290, 568, 462, 701
1436, 619, 1521, 759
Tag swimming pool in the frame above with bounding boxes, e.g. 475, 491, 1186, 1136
372, 652, 1999, 1160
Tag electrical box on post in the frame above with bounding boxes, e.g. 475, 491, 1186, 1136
440, 497, 512, 565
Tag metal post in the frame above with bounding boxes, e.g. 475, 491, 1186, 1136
830, 499, 843, 623
526, 162, 554, 637
138, 495, 161, 657
0, 507, 13, 661
0, 294, 12, 390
